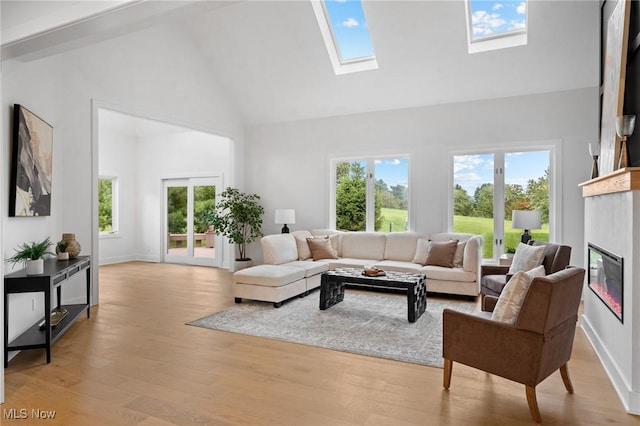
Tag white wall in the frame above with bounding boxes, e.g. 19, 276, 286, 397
136, 130, 230, 265
2, 21, 243, 349
245, 88, 598, 264
582, 192, 640, 414
98, 119, 139, 265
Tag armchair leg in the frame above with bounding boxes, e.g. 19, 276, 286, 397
443, 359, 452, 390
560, 363, 574, 393
525, 386, 542, 423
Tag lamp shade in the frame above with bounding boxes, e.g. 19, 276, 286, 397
615, 115, 636, 137
275, 209, 295, 224
511, 210, 541, 230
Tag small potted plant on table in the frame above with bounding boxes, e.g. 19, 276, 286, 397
56, 241, 69, 260
6, 237, 55, 275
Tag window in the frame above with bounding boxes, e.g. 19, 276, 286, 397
311, 0, 378, 75
331, 157, 409, 232
452, 149, 551, 260
98, 176, 118, 235
465, 0, 527, 54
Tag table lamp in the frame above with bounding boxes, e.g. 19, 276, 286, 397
512, 210, 541, 244
275, 209, 295, 233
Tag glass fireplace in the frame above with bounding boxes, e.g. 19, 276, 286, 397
588, 243, 623, 323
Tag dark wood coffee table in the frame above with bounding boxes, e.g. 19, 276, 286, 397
319, 268, 427, 323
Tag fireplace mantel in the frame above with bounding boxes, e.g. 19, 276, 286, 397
580, 167, 640, 197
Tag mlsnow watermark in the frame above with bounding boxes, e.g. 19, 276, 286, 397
3, 408, 57, 420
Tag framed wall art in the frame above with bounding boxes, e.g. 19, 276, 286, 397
599, 0, 631, 175
9, 104, 53, 217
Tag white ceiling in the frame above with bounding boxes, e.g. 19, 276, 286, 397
1, 0, 599, 125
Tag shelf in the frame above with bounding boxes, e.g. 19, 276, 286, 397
7, 304, 88, 351
579, 167, 640, 197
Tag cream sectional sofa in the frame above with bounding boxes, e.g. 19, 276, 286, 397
232, 230, 483, 307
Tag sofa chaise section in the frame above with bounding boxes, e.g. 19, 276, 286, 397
233, 234, 329, 307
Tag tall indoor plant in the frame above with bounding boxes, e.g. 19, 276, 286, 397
207, 187, 264, 270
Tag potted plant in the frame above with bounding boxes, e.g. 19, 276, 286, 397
6, 237, 55, 275
504, 246, 517, 258
206, 187, 264, 271
56, 241, 69, 260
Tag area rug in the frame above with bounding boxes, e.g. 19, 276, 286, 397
188, 290, 476, 368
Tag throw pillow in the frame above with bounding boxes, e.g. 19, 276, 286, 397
453, 241, 466, 268
491, 265, 546, 324
411, 239, 429, 264
508, 243, 546, 275
306, 237, 338, 261
424, 240, 458, 268
294, 234, 312, 260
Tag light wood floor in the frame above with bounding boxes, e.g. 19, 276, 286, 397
2, 261, 639, 425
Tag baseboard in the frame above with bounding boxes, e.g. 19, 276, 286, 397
580, 315, 640, 414
99, 254, 160, 265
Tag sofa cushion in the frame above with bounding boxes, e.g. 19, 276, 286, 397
453, 241, 466, 267
421, 266, 477, 282
340, 232, 386, 260
292, 230, 313, 260
508, 243, 545, 274
384, 232, 419, 261
492, 265, 546, 324
411, 239, 429, 264
318, 258, 380, 270
481, 274, 509, 297
283, 260, 329, 277
261, 234, 298, 265
233, 265, 305, 287
425, 240, 458, 267
429, 232, 475, 242
375, 260, 423, 273
462, 235, 482, 273
306, 237, 338, 260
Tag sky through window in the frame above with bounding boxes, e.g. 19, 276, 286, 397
468, 1, 527, 41
324, 0, 375, 62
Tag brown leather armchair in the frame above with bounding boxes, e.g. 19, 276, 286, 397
442, 267, 585, 423
481, 241, 571, 309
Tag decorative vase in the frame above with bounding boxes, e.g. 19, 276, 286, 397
57, 252, 69, 261
57, 233, 81, 259
26, 259, 44, 275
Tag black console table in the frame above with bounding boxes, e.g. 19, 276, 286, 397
4, 256, 91, 367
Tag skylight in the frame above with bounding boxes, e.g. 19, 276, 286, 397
311, 0, 378, 75
323, 0, 375, 62
466, 1, 528, 53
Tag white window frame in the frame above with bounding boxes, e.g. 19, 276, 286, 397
310, 0, 378, 75
330, 155, 411, 232
464, 0, 528, 54
98, 175, 119, 238
448, 142, 560, 261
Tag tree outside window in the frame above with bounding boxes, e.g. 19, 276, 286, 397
99, 177, 118, 234
334, 157, 409, 232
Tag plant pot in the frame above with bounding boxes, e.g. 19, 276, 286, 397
26, 259, 44, 275
57, 252, 69, 261
232, 259, 253, 272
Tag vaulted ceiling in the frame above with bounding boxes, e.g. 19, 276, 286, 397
1, 0, 599, 125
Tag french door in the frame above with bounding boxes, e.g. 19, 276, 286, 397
452, 149, 552, 261
163, 177, 222, 267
